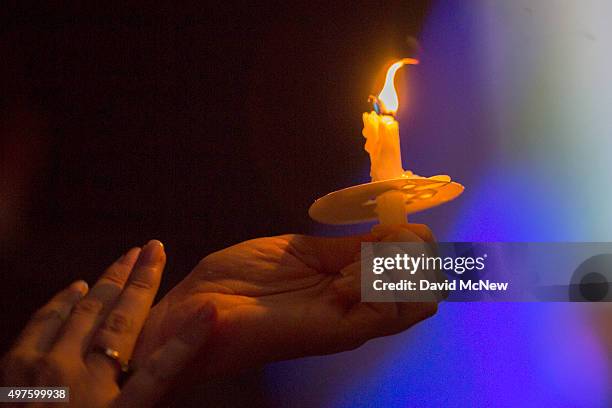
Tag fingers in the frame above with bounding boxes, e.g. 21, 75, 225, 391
335, 260, 438, 344
332, 225, 436, 304
407, 224, 436, 243
332, 225, 439, 346
7, 281, 88, 366
113, 303, 216, 408
290, 225, 435, 275
332, 261, 361, 304
297, 233, 374, 274
371, 223, 435, 243
52, 247, 141, 356
88, 240, 165, 377
373, 224, 438, 267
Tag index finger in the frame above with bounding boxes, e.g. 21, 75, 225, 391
52, 247, 142, 355
88, 240, 166, 376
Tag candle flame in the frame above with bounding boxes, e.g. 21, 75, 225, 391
377, 58, 418, 115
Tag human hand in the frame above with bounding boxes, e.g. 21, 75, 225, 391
1, 241, 216, 408
133, 225, 437, 377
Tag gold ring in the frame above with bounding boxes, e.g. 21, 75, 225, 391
92, 346, 130, 373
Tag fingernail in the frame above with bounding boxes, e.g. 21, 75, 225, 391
71, 280, 89, 297
140, 240, 164, 264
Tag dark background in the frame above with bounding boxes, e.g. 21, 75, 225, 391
1, 2, 431, 405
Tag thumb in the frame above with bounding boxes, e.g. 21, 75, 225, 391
372, 224, 438, 260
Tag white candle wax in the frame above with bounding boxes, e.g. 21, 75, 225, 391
362, 111, 407, 225
362, 111, 404, 182
361, 59, 417, 226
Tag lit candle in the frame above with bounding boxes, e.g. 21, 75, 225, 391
308, 56, 463, 226
362, 58, 418, 225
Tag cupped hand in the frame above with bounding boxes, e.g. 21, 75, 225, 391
133, 225, 438, 377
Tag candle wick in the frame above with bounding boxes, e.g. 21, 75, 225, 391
368, 95, 395, 118
368, 95, 380, 115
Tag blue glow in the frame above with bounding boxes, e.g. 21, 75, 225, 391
266, 0, 611, 406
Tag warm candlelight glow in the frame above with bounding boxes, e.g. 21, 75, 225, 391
377, 58, 419, 115
309, 55, 464, 226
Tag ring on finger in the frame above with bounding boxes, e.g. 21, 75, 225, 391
91, 345, 131, 373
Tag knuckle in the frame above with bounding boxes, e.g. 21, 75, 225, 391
2, 351, 37, 385
73, 297, 104, 316
128, 276, 155, 292
5, 350, 37, 371
36, 354, 67, 384
116, 254, 135, 267
32, 307, 65, 324
415, 224, 435, 242
101, 311, 133, 335
101, 267, 129, 286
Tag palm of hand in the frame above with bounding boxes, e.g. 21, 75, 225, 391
133, 233, 436, 376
